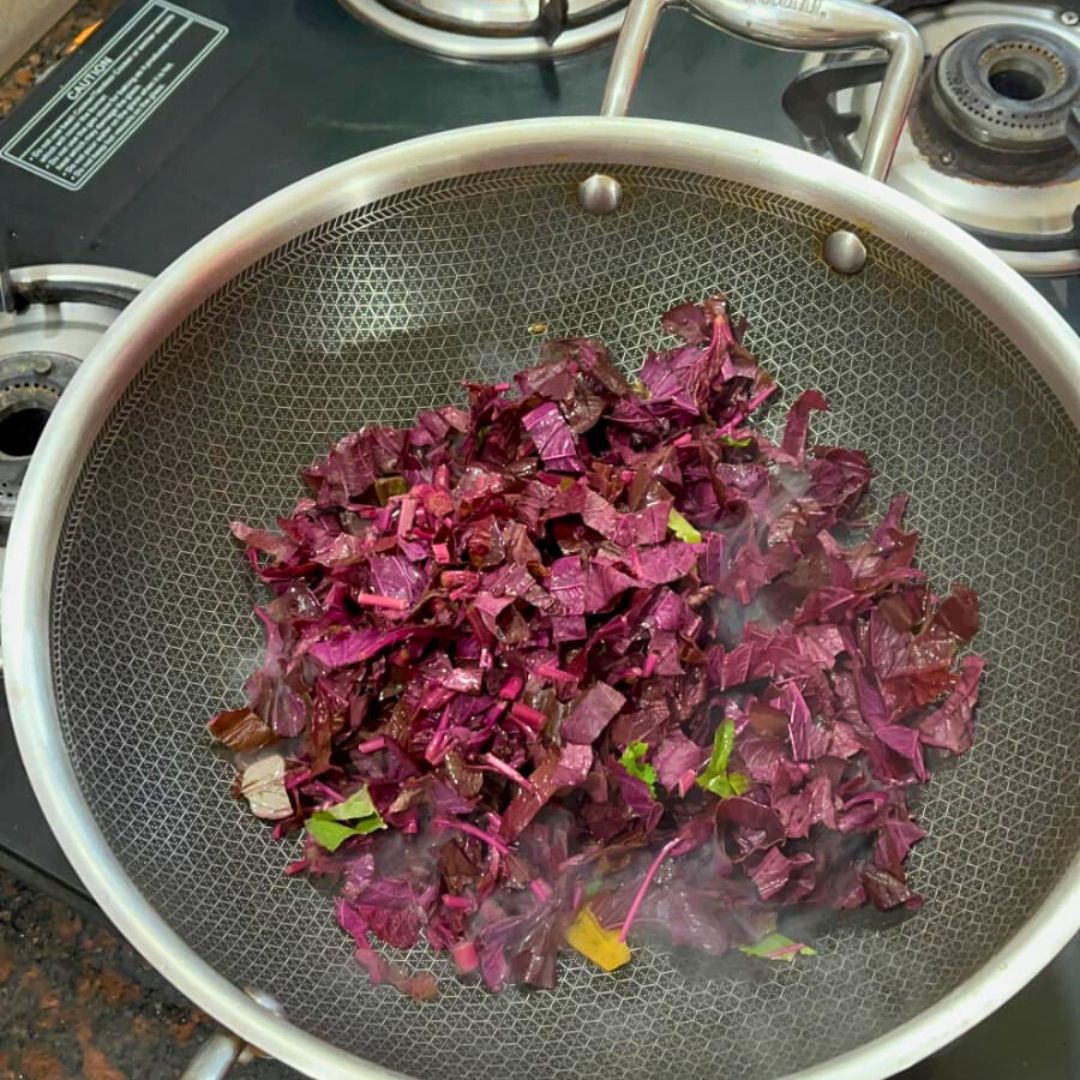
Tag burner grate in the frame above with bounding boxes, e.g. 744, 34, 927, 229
340, 0, 626, 58
784, 0, 1080, 274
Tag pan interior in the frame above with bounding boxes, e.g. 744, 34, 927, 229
50, 164, 1080, 1080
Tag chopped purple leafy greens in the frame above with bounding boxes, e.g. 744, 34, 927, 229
211, 294, 983, 998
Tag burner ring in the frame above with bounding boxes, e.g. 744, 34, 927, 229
0, 266, 150, 533
983, 41, 1066, 107
932, 25, 1080, 152
0, 354, 77, 523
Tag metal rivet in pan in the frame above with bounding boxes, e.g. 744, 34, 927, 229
823, 229, 868, 274
578, 173, 623, 215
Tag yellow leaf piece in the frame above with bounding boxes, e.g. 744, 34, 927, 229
667, 508, 703, 544
566, 905, 632, 972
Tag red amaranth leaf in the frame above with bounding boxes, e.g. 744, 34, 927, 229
217, 294, 984, 996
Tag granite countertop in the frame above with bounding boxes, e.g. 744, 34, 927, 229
1, 864, 211, 1079
0, 864, 294, 1078
0, 0, 125, 120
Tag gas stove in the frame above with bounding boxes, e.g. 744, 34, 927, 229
0, 3, 1076, 1078
785, 0, 1080, 274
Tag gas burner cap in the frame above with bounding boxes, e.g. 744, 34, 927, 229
0, 265, 150, 531
932, 25, 1078, 159
787, 0, 1080, 275
340, 0, 626, 59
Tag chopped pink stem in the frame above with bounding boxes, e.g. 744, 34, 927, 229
510, 702, 546, 730
498, 675, 524, 701
432, 542, 451, 562
397, 497, 416, 537
530, 879, 552, 902
672, 432, 693, 448
425, 705, 452, 765
443, 895, 474, 911
677, 768, 697, 797
536, 663, 575, 686
441, 570, 476, 587
822, 593, 856, 616
763, 942, 807, 960
452, 940, 479, 975
618, 837, 682, 943
358, 736, 385, 754
717, 384, 777, 435
746, 383, 778, 412
285, 768, 312, 791
642, 654, 658, 678
354, 592, 408, 611
481, 752, 537, 795
434, 817, 510, 855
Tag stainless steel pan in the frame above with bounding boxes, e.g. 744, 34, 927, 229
5, 2, 1079, 1079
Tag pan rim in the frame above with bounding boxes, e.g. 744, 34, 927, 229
4, 116, 1078, 1080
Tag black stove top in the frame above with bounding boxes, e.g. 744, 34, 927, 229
0, 2, 1076, 1077
0, 0, 800, 275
